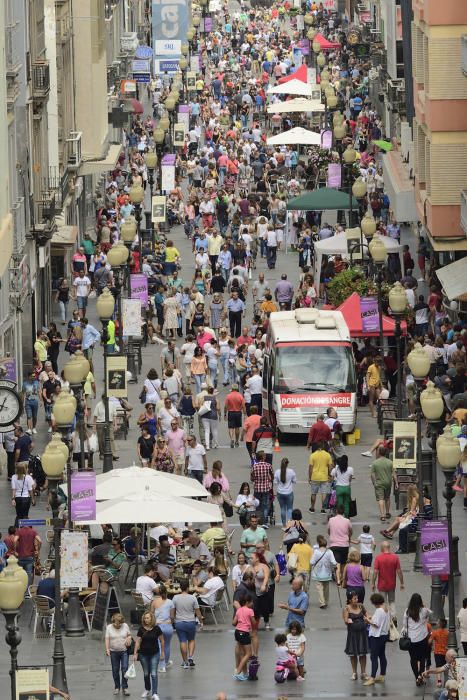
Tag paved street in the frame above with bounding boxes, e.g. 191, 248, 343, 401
0, 215, 465, 700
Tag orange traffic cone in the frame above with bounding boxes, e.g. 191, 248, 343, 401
273, 437, 281, 452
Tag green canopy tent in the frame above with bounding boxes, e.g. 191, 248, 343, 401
286, 188, 359, 211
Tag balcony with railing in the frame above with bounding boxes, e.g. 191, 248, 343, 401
461, 190, 467, 236
65, 131, 82, 170
11, 198, 26, 256
32, 61, 50, 100
462, 35, 467, 77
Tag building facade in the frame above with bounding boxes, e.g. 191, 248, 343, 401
412, 0, 467, 245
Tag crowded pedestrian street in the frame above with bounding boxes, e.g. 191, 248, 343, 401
0, 1, 466, 700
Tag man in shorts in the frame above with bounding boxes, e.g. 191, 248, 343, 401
224, 384, 246, 448
308, 441, 332, 513
370, 446, 398, 521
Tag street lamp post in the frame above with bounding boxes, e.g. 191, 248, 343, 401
179, 54, 188, 100
420, 381, 446, 622
96, 288, 116, 472
129, 183, 145, 260
144, 151, 158, 251
388, 281, 407, 417
53, 390, 85, 638
42, 441, 70, 697
437, 425, 462, 649
0, 556, 28, 700
407, 343, 431, 572
120, 219, 138, 382
368, 236, 387, 359
107, 241, 130, 348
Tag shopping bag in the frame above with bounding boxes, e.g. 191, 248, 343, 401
124, 663, 136, 679
349, 499, 357, 518
276, 550, 287, 576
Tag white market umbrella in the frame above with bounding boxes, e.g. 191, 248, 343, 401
267, 97, 324, 114
80, 488, 222, 525
267, 126, 322, 147
62, 464, 207, 500
268, 79, 315, 97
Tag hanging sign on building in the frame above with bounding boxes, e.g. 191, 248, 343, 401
360, 296, 379, 334
152, 0, 189, 59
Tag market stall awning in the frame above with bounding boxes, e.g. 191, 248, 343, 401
337, 292, 407, 337
267, 126, 321, 146
266, 97, 324, 114
268, 79, 314, 97
436, 258, 467, 301
277, 64, 308, 84
287, 188, 359, 211
314, 32, 341, 51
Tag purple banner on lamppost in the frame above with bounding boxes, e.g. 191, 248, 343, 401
421, 519, 450, 575
360, 296, 379, 334
70, 471, 96, 522
130, 274, 149, 307
327, 163, 342, 188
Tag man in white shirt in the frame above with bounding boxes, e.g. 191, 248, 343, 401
136, 564, 158, 604
157, 398, 180, 435
266, 228, 278, 269
185, 435, 207, 483
246, 367, 263, 413
187, 532, 211, 562
194, 566, 224, 605
93, 394, 118, 459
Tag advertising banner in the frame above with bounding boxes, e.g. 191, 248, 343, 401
280, 393, 352, 409
152, 0, 189, 60
60, 531, 89, 589
130, 273, 149, 307
327, 163, 342, 188
106, 355, 128, 398
178, 104, 190, 130
161, 154, 176, 192
173, 123, 185, 146
392, 420, 417, 469
122, 298, 143, 337
321, 130, 333, 150
457, 658, 467, 700
420, 519, 450, 576
70, 472, 96, 522
152, 195, 167, 223
16, 668, 49, 700
0, 357, 16, 383
360, 296, 379, 334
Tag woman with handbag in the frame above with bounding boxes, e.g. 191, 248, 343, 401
343, 590, 369, 681
402, 593, 431, 685
134, 611, 165, 700
273, 457, 297, 527
331, 455, 354, 518
206, 482, 236, 529
362, 593, 390, 685
105, 613, 132, 696
11, 463, 35, 526
199, 387, 220, 450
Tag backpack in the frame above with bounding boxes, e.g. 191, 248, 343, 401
248, 655, 260, 680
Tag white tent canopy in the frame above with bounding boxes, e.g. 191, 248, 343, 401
61, 464, 207, 501
267, 97, 325, 114
267, 126, 321, 146
313, 232, 404, 293
268, 79, 315, 97
80, 489, 222, 525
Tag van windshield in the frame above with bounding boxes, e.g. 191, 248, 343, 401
274, 344, 356, 393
